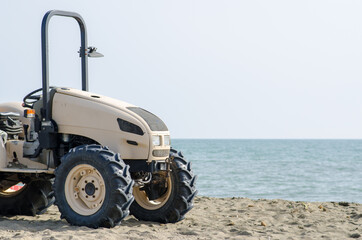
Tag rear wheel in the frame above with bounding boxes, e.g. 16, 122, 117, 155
0, 179, 54, 216
130, 149, 197, 223
53, 145, 134, 228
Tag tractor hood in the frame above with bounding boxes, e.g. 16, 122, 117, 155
55, 88, 134, 110
54, 88, 168, 133
51, 87, 170, 161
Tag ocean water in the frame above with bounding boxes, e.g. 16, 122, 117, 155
172, 139, 362, 203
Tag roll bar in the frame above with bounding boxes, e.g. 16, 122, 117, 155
41, 10, 89, 121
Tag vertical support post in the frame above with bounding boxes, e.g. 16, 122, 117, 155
41, 10, 89, 121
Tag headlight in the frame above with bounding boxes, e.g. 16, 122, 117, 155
152, 135, 161, 146
164, 135, 171, 146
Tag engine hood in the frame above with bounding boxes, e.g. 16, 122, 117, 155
51, 87, 170, 160
55, 87, 136, 113
54, 87, 168, 133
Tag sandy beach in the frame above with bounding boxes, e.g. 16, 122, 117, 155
0, 196, 361, 240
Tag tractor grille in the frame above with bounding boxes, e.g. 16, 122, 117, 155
152, 149, 170, 158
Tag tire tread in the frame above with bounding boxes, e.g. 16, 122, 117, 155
53, 144, 134, 228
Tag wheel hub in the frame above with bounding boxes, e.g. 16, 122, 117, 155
65, 164, 106, 215
133, 172, 172, 210
85, 182, 96, 196
78, 175, 102, 202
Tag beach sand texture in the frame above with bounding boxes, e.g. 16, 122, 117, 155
0, 196, 361, 240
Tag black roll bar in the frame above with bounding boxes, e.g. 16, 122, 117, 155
41, 10, 89, 121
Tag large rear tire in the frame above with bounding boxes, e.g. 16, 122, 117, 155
0, 179, 54, 216
53, 145, 134, 228
130, 149, 197, 223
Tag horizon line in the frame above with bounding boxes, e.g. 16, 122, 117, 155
172, 138, 362, 140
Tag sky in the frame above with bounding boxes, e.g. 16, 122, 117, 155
1, 0, 362, 139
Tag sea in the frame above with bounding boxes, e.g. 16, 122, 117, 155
172, 139, 362, 203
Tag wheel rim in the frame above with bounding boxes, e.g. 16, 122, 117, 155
65, 164, 106, 216
133, 173, 172, 210
0, 183, 26, 197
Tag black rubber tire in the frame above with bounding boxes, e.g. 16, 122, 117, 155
0, 179, 54, 216
130, 148, 197, 223
53, 145, 134, 228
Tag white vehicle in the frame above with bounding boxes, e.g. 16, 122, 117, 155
0, 10, 197, 228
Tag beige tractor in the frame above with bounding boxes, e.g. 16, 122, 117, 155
0, 10, 197, 228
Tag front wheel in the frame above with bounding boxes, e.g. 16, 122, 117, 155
130, 149, 197, 223
53, 145, 134, 228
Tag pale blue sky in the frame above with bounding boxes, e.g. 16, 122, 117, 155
1, 1, 362, 139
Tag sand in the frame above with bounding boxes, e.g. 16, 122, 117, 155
0, 196, 361, 240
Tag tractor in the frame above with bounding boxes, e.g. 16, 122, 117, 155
0, 10, 197, 228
